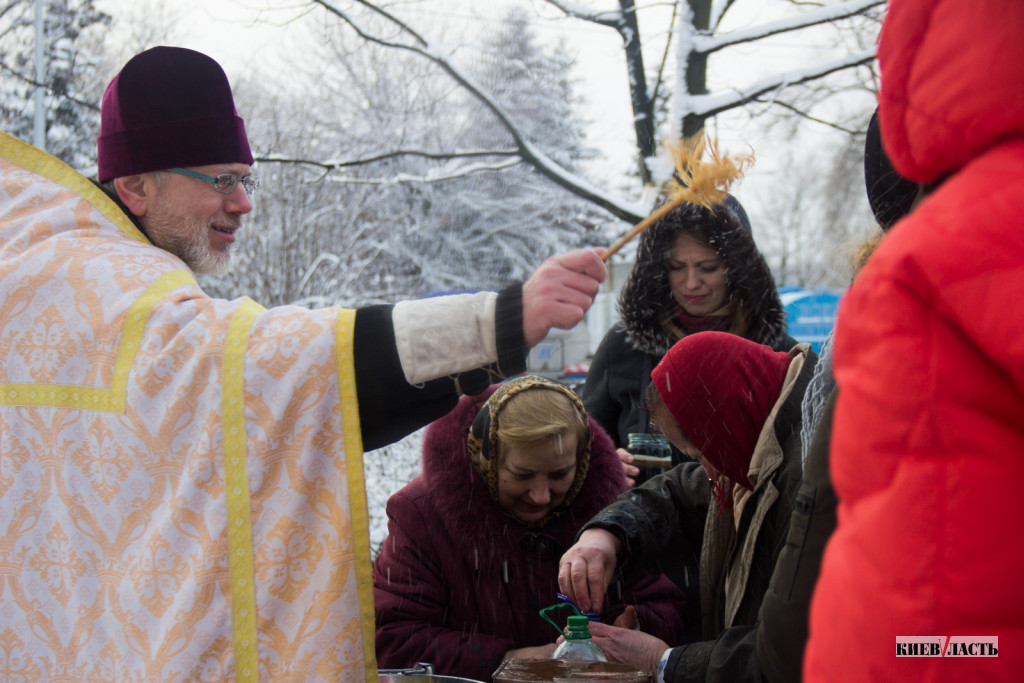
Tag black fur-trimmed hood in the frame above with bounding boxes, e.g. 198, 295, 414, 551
619, 198, 788, 355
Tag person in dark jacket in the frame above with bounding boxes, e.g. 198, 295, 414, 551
558, 332, 814, 681
583, 195, 794, 486
756, 109, 920, 683
583, 196, 796, 641
373, 376, 685, 681
553, 111, 919, 683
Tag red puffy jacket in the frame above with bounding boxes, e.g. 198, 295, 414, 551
805, 0, 1024, 680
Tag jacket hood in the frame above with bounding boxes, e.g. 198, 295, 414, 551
420, 385, 627, 568
619, 198, 787, 355
878, 0, 1024, 183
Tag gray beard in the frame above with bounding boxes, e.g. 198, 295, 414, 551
143, 213, 235, 276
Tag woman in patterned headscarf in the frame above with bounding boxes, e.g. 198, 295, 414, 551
373, 376, 684, 681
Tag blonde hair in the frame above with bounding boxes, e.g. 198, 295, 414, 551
495, 387, 588, 462
851, 230, 885, 275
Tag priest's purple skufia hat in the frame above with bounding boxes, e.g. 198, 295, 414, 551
97, 46, 253, 182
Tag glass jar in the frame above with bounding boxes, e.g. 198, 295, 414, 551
626, 433, 672, 471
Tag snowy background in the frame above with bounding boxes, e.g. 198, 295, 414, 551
3, 0, 884, 554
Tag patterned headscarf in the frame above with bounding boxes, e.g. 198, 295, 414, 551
467, 376, 591, 527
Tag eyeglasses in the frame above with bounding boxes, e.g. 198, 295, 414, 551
167, 167, 260, 197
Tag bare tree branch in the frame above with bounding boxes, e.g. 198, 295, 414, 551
310, 0, 648, 223
649, 0, 679, 106
711, 0, 740, 31
695, 0, 884, 55
682, 48, 875, 120
540, 0, 621, 27
258, 148, 520, 169
0, 58, 99, 111
318, 157, 524, 185
756, 98, 865, 135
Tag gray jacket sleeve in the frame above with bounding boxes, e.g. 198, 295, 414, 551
662, 629, 759, 683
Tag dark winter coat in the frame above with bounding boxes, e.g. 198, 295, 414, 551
582, 345, 813, 682
755, 387, 837, 683
583, 200, 795, 641
373, 386, 686, 681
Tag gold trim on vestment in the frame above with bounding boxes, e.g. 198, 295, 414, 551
0, 131, 147, 242
334, 308, 377, 681
0, 269, 197, 410
223, 299, 265, 683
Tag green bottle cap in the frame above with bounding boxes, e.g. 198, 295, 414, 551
564, 615, 593, 639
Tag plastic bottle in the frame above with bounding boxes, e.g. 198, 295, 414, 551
551, 615, 608, 662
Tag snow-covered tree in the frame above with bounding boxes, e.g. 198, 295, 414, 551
542, 0, 881, 180
287, 0, 884, 287
208, 27, 473, 307
227, 5, 606, 305
404, 7, 606, 290
0, 0, 110, 169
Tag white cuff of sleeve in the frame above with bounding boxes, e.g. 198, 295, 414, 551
393, 292, 498, 385
656, 647, 672, 683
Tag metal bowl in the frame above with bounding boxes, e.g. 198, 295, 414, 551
378, 662, 486, 683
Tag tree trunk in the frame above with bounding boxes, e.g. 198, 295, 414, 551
618, 0, 655, 183
681, 0, 712, 139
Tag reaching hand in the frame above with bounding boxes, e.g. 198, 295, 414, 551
611, 605, 639, 630
616, 448, 639, 487
557, 528, 620, 614
522, 248, 606, 347
588, 620, 668, 675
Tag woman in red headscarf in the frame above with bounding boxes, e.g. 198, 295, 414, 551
557, 331, 815, 681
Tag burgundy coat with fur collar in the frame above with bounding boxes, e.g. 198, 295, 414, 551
373, 386, 685, 680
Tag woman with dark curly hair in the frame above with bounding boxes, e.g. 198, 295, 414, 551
582, 196, 796, 641
583, 196, 795, 483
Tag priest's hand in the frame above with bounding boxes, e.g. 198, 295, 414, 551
522, 248, 606, 347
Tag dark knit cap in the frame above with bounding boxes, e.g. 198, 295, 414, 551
97, 46, 253, 182
864, 109, 919, 231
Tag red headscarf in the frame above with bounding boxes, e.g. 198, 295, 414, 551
651, 331, 792, 492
